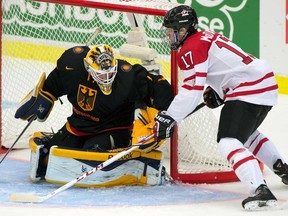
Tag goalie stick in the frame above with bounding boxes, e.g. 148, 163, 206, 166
0, 115, 37, 165
9, 134, 154, 203
9, 103, 205, 203
86, 27, 102, 46
1, 28, 102, 165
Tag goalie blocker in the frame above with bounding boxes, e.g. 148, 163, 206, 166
29, 132, 168, 187
15, 72, 56, 122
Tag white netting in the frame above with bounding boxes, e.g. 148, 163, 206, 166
1, 0, 233, 181
178, 108, 233, 173
1, 0, 173, 147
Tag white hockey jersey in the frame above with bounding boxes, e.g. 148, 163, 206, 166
167, 30, 278, 123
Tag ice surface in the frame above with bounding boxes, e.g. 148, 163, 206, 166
1, 95, 288, 216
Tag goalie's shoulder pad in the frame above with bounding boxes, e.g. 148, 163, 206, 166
57, 46, 90, 71
15, 72, 56, 122
132, 63, 149, 80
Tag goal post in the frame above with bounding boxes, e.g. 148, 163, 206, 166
1, 0, 239, 183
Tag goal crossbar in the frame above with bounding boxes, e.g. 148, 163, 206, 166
34, 0, 170, 16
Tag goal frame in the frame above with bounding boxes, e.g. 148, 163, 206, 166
35, 0, 240, 183
1, 0, 240, 184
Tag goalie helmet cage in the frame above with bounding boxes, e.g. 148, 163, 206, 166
1, 0, 240, 183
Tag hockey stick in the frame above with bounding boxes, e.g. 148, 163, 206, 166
186, 102, 206, 118
9, 134, 154, 203
8, 103, 205, 202
0, 115, 37, 165
86, 27, 102, 46
2, 27, 100, 164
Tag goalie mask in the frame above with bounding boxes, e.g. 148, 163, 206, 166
84, 44, 117, 95
161, 5, 198, 50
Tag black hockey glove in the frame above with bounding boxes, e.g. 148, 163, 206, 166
15, 72, 56, 122
203, 86, 224, 109
153, 111, 176, 141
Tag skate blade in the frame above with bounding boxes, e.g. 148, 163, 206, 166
244, 200, 278, 211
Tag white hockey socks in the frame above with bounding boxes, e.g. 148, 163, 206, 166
244, 130, 285, 172
218, 138, 266, 194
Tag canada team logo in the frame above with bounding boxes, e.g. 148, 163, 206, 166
77, 84, 97, 111
181, 9, 189, 16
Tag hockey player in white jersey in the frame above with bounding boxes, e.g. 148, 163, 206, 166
143, 5, 288, 210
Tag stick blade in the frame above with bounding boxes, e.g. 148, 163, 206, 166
9, 193, 43, 203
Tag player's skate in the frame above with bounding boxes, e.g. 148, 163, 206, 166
242, 184, 277, 210
273, 159, 288, 185
160, 166, 174, 184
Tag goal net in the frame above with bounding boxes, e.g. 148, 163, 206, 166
1, 0, 238, 183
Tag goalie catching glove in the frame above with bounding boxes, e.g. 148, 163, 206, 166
15, 72, 56, 122
203, 86, 224, 109
132, 107, 166, 153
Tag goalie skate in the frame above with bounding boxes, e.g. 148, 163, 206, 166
242, 184, 277, 210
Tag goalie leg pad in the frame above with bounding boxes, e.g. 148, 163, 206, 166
29, 145, 49, 182
30, 143, 43, 182
44, 146, 166, 187
29, 134, 50, 182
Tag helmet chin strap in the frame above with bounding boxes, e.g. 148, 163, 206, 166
171, 31, 189, 50
170, 30, 179, 50
178, 32, 189, 47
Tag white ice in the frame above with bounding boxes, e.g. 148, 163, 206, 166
1, 95, 288, 216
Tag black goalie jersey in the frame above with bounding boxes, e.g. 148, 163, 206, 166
43, 46, 174, 135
